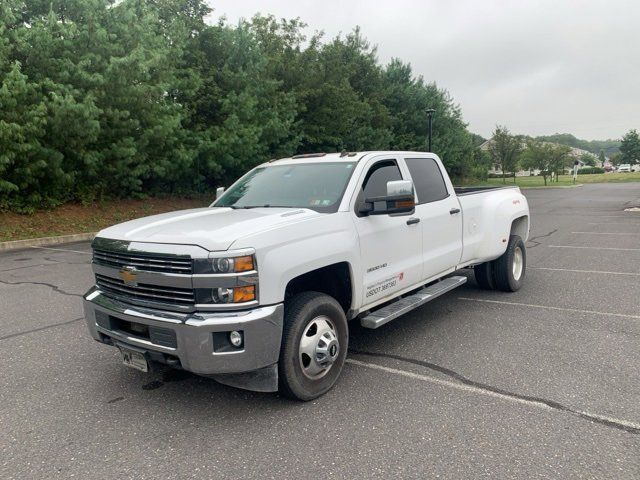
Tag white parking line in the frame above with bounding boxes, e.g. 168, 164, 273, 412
573, 215, 640, 218
588, 222, 640, 226
530, 267, 640, 276
346, 358, 640, 432
571, 231, 638, 235
457, 297, 640, 320
347, 358, 552, 408
30, 246, 92, 255
549, 245, 640, 252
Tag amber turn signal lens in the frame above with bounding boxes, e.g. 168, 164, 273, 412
233, 285, 256, 303
234, 255, 255, 272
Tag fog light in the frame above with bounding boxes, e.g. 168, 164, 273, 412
229, 331, 243, 347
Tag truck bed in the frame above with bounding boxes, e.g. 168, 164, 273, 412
454, 185, 518, 196
454, 184, 528, 266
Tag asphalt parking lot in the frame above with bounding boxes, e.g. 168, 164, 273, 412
1, 183, 639, 479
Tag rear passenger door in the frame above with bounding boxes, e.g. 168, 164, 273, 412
405, 156, 463, 280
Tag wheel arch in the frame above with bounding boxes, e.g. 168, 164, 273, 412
284, 262, 354, 316
510, 215, 529, 242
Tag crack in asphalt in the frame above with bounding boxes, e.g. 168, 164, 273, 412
0, 279, 83, 298
349, 349, 640, 435
0, 317, 83, 342
0, 256, 90, 272
43, 255, 91, 265
0, 263, 51, 273
526, 228, 558, 249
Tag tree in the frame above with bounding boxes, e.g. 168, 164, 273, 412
598, 149, 606, 166
619, 129, 640, 165
470, 147, 491, 180
381, 59, 473, 178
548, 144, 572, 181
521, 139, 553, 185
609, 152, 622, 166
580, 152, 597, 167
488, 126, 523, 183
469, 133, 486, 148
0, 1, 479, 211
534, 133, 621, 157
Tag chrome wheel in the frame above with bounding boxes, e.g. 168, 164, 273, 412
512, 246, 524, 281
299, 316, 339, 379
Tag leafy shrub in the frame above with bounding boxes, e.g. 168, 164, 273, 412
0, 1, 475, 212
578, 167, 605, 174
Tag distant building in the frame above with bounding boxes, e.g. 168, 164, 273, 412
480, 138, 606, 176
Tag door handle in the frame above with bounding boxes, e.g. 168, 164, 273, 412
406, 217, 420, 225
449, 208, 461, 215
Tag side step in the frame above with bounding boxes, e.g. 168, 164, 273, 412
360, 276, 467, 329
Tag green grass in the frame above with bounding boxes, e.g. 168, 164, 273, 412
471, 172, 640, 188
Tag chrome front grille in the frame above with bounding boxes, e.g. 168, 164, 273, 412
95, 274, 195, 307
93, 248, 193, 274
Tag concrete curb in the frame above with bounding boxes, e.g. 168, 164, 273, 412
520, 184, 584, 189
0, 232, 96, 252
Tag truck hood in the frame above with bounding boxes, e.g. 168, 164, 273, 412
97, 207, 320, 251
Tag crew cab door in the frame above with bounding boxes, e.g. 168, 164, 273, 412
352, 157, 423, 307
404, 156, 463, 279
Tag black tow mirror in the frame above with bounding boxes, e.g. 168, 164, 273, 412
360, 180, 416, 216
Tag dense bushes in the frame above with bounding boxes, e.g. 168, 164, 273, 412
578, 167, 605, 174
0, 1, 476, 212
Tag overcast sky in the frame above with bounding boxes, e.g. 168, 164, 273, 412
208, 1, 639, 140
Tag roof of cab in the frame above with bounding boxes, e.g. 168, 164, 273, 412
266, 152, 366, 165
264, 151, 436, 166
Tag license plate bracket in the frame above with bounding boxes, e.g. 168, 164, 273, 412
118, 346, 149, 373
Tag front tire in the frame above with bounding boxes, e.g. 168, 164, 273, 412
492, 235, 526, 292
279, 292, 348, 401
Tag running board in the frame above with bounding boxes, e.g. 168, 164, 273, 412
360, 276, 467, 329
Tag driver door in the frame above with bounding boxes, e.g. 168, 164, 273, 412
352, 157, 423, 308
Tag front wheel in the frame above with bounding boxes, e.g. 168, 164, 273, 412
278, 292, 348, 401
492, 235, 526, 292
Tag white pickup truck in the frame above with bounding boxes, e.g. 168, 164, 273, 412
83, 151, 529, 400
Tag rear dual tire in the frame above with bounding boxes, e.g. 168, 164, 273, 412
473, 261, 495, 290
474, 235, 526, 292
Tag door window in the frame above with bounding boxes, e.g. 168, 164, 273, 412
362, 160, 402, 198
405, 158, 449, 204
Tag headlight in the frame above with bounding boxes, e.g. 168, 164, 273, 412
212, 257, 233, 273
193, 251, 258, 306
212, 287, 233, 303
193, 254, 255, 274
196, 285, 256, 304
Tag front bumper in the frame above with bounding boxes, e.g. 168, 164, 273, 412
83, 287, 284, 377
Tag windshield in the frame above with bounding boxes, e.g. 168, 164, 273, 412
214, 162, 356, 213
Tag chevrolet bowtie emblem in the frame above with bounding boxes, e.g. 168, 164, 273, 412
119, 266, 138, 285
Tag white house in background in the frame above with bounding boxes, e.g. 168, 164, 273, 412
479, 138, 605, 176
479, 138, 537, 176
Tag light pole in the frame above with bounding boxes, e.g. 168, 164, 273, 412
426, 109, 435, 152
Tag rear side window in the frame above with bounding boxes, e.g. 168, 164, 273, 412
405, 158, 449, 204
362, 160, 402, 198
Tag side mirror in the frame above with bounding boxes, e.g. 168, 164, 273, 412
216, 186, 225, 200
360, 180, 416, 216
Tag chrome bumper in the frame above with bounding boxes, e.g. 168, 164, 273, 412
83, 287, 284, 377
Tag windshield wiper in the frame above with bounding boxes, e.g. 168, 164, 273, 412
230, 205, 275, 209
225, 204, 300, 209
